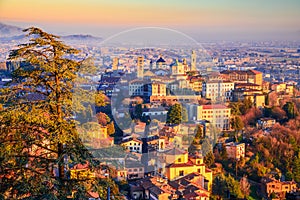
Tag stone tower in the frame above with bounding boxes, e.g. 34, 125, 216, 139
191, 50, 197, 71
112, 57, 119, 71
137, 56, 144, 79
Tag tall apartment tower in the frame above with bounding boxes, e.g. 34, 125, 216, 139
112, 57, 119, 71
137, 56, 144, 79
191, 50, 197, 71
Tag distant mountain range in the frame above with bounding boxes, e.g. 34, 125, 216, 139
0, 22, 23, 37
0, 22, 102, 43
61, 34, 103, 44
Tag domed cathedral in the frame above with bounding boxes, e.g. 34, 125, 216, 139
155, 54, 168, 70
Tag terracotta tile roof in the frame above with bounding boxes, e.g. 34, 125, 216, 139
220, 69, 262, 75
205, 168, 212, 172
87, 191, 99, 198
235, 82, 260, 87
248, 69, 262, 75
167, 160, 194, 168
184, 191, 198, 199
183, 185, 200, 195
72, 161, 89, 170
121, 138, 142, 144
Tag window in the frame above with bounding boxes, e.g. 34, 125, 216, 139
139, 168, 143, 171
197, 169, 201, 173
197, 160, 200, 164
179, 170, 184, 176
133, 168, 138, 172
177, 158, 182, 163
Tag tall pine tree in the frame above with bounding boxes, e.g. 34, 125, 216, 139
0, 27, 116, 199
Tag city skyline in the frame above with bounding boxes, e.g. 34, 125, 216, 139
0, 0, 300, 41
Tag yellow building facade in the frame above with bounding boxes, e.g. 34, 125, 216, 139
165, 150, 213, 191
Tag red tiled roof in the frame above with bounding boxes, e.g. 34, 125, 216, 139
72, 162, 89, 170
248, 69, 262, 75
184, 192, 198, 199
167, 160, 194, 168
205, 168, 212, 172
87, 191, 99, 198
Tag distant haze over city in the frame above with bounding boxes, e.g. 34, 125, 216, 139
0, 0, 299, 41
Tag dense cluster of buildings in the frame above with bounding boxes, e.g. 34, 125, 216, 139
69, 47, 300, 199
1, 38, 300, 199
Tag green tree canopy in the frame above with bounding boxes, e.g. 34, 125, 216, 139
204, 151, 215, 168
231, 116, 244, 132
283, 102, 295, 119
166, 103, 187, 125
195, 125, 204, 139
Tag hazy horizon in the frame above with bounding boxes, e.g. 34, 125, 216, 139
1, 0, 300, 41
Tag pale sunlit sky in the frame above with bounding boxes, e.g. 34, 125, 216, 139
0, 0, 299, 41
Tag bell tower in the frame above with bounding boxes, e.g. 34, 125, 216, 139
112, 57, 119, 71
137, 56, 144, 79
191, 50, 197, 71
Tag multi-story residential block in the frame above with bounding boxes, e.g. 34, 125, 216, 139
125, 160, 145, 180
261, 177, 297, 199
271, 83, 294, 95
187, 75, 204, 94
187, 104, 231, 131
235, 82, 262, 90
202, 80, 234, 101
220, 69, 263, 86
225, 142, 245, 160
271, 83, 287, 93
151, 81, 167, 96
129, 80, 166, 97
233, 88, 265, 107
129, 80, 146, 96
257, 118, 276, 130
121, 137, 143, 153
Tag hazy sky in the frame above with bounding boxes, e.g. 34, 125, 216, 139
0, 0, 299, 41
